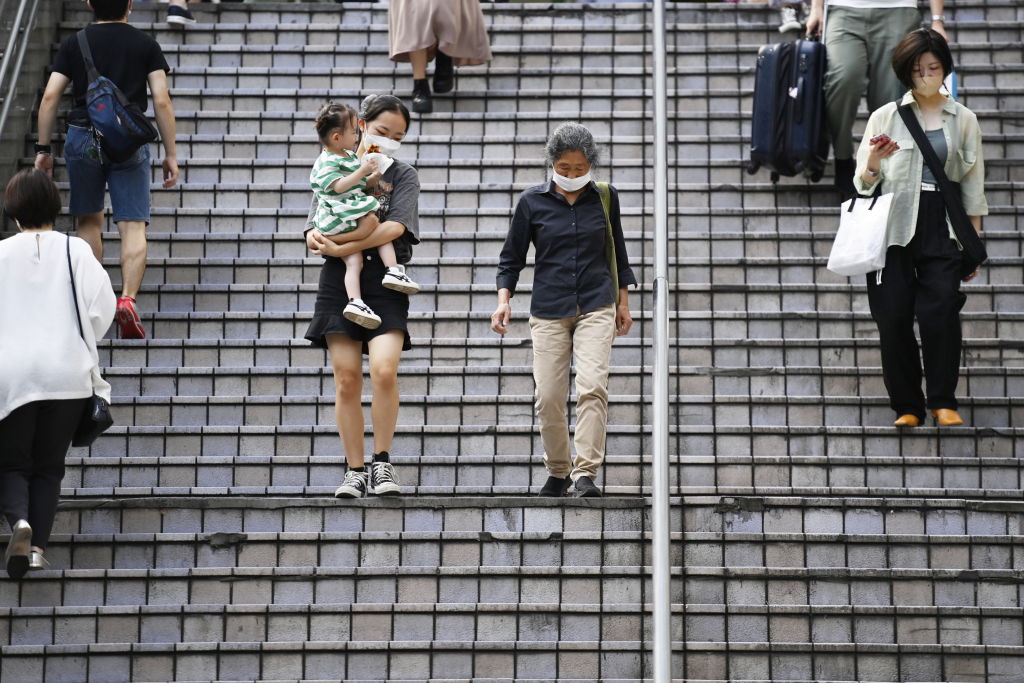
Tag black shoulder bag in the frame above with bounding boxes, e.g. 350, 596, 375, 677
66, 236, 114, 447
895, 101, 987, 278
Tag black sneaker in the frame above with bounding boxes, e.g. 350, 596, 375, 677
334, 469, 369, 498
167, 4, 197, 25
370, 455, 401, 496
574, 476, 602, 498
538, 475, 572, 497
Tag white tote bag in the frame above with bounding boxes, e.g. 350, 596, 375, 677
826, 192, 893, 277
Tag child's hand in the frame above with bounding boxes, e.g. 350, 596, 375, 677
359, 156, 378, 176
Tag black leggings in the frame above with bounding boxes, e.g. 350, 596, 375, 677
867, 192, 966, 419
0, 398, 87, 550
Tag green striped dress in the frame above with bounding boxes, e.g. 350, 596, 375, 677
310, 149, 380, 235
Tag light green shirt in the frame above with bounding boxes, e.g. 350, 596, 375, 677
854, 91, 988, 249
310, 149, 379, 235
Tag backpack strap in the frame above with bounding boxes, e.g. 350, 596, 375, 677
76, 29, 101, 85
594, 181, 620, 306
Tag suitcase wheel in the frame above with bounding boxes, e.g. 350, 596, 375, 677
808, 168, 824, 183
770, 172, 780, 183
747, 161, 760, 175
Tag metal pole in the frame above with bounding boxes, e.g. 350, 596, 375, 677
0, 0, 39, 140
650, 0, 672, 680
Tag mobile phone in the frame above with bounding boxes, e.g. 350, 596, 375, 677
870, 134, 892, 146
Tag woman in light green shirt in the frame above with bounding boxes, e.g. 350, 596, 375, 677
854, 28, 987, 429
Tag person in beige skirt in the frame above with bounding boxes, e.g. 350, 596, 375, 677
388, 0, 492, 114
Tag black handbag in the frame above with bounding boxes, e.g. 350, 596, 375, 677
895, 101, 987, 278
66, 236, 114, 447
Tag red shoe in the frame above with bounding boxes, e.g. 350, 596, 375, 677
115, 296, 146, 339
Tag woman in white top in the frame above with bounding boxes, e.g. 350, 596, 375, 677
0, 169, 115, 579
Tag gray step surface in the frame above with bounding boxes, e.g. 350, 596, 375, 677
6, 0, 1024, 679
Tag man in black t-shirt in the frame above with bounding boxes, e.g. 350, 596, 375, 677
35, 0, 179, 340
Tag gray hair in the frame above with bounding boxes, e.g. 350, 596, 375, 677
544, 122, 599, 167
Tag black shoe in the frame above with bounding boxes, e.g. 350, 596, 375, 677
433, 51, 454, 94
574, 476, 602, 498
833, 157, 856, 199
538, 475, 572, 497
5, 520, 32, 580
411, 78, 432, 114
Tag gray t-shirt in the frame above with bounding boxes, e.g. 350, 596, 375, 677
921, 129, 948, 185
305, 158, 421, 264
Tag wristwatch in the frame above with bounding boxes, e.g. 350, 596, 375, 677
34, 143, 51, 155
866, 168, 880, 178
931, 14, 946, 22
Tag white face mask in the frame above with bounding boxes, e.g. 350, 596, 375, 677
552, 170, 592, 192
362, 133, 402, 157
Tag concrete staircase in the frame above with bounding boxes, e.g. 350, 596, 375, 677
2, 1, 1023, 680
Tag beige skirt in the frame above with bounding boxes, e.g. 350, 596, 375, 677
388, 0, 492, 66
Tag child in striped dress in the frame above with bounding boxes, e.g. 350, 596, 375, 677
310, 103, 419, 329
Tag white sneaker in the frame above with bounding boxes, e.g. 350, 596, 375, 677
370, 456, 401, 496
343, 299, 382, 329
779, 6, 803, 33
382, 266, 421, 295
334, 469, 369, 498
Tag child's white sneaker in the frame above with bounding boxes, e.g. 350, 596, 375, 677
382, 265, 421, 295
343, 298, 382, 329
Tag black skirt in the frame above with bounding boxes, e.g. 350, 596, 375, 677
305, 250, 412, 354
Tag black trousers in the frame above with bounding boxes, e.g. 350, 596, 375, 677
867, 192, 966, 419
0, 398, 87, 549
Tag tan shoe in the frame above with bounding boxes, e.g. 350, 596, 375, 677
932, 409, 964, 426
893, 414, 921, 427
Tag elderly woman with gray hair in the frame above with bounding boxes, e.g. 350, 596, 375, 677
491, 122, 636, 498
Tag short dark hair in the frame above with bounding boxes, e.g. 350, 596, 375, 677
4, 169, 62, 229
314, 102, 358, 143
89, 0, 131, 21
891, 28, 954, 90
359, 94, 411, 130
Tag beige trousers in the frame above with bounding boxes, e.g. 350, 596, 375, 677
529, 304, 616, 482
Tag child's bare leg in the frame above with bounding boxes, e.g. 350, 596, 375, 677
343, 252, 363, 301
377, 241, 398, 268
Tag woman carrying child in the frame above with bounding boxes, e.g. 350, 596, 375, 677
310, 102, 420, 328
304, 95, 422, 498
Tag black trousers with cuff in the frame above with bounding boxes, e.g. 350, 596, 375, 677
0, 398, 87, 549
866, 192, 966, 420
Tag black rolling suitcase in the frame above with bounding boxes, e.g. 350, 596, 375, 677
747, 39, 829, 183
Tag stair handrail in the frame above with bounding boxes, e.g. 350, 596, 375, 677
0, 0, 40, 142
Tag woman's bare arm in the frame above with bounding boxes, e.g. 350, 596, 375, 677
308, 221, 405, 258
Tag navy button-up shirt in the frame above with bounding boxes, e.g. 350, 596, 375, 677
497, 180, 637, 319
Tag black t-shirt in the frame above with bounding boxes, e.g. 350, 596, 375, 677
52, 23, 170, 124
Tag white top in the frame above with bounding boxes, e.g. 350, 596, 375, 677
828, 0, 919, 9
0, 232, 115, 421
